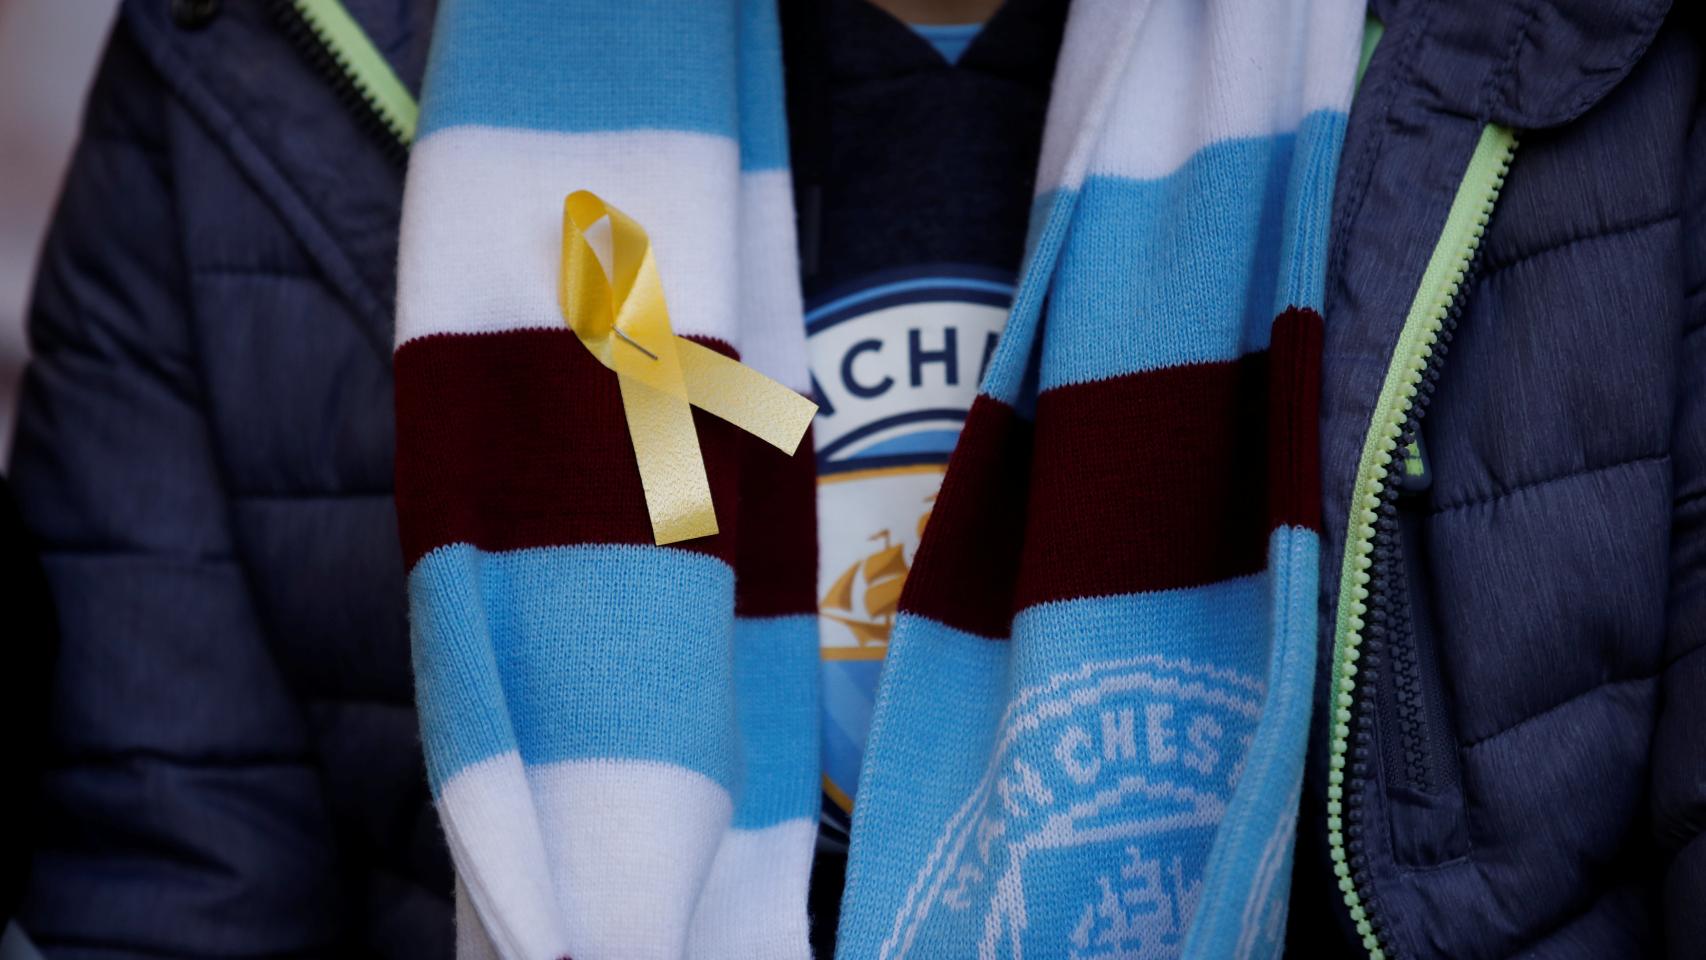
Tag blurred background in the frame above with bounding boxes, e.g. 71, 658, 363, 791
0, 0, 121, 455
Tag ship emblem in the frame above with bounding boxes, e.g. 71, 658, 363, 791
819, 497, 934, 646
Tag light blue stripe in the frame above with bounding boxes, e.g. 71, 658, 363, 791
737, 0, 790, 172
839, 615, 1012, 954
1277, 111, 1349, 310
410, 546, 515, 792
420, 0, 788, 170
1010, 571, 1273, 685
978, 189, 1074, 409
1034, 110, 1346, 392
1182, 526, 1320, 958
731, 614, 821, 829
805, 277, 1016, 325
411, 543, 737, 795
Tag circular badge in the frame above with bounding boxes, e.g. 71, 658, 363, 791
880, 655, 1265, 960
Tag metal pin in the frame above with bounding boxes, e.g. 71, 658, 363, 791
614, 327, 659, 361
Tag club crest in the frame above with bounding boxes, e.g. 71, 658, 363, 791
879, 655, 1265, 960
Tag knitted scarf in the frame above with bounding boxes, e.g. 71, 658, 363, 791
393, 2, 1364, 958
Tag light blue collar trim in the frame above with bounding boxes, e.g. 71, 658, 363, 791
910, 21, 983, 64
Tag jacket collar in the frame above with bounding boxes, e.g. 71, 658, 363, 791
1371, 0, 1671, 128
120, 0, 435, 360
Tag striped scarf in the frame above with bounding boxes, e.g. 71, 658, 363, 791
393, 1, 1364, 958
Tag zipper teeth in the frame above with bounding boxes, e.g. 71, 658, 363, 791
1327, 126, 1516, 960
270, 0, 417, 163
1375, 245, 1478, 792
1369, 491, 1426, 788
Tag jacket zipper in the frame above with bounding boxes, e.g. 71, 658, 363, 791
1377, 437, 1462, 797
1327, 123, 1516, 960
271, 0, 419, 162
1373, 495, 1442, 792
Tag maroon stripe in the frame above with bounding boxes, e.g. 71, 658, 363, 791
897, 315, 1322, 637
1266, 307, 1323, 532
735, 426, 819, 617
395, 312, 1319, 625
1011, 354, 1270, 610
897, 396, 1032, 639
394, 328, 750, 569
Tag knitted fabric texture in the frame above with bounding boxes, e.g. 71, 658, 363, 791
392, 1, 1364, 958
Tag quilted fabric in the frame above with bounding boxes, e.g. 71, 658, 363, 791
1292, 2, 1706, 958
7, 1, 449, 956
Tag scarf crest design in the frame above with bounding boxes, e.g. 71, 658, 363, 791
394, 1, 1364, 958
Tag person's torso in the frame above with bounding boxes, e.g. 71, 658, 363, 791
108, 0, 1700, 956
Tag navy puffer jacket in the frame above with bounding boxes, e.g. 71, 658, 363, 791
9, 1, 446, 956
1293, 1, 1706, 958
8, 0, 1704, 958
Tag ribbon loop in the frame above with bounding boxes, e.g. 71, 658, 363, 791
559, 191, 817, 545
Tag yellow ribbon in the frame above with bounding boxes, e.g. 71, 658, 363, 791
559, 191, 818, 545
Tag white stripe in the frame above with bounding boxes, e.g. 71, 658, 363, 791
737, 169, 810, 392
398, 128, 743, 348
1032, 0, 1156, 197
688, 819, 818, 960
527, 759, 734, 960
439, 752, 574, 960
1038, 0, 1362, 190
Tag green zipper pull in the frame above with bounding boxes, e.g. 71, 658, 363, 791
1398, 434, 1430, 493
